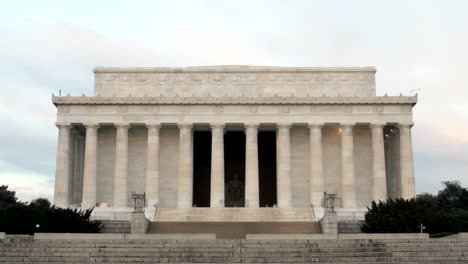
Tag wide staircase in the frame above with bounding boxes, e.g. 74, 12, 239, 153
1, 234, 468, 263
150, 207, 320, 239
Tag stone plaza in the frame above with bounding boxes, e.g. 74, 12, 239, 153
52, 65, 417, 222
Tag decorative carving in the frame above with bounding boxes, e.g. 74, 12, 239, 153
135, 73, 153, 83
156, 73, 171, 83
132, 193, 146, 212
119, 74, 133, 83
53, 95, 417, 106
323, 192, 336, 211
103, 73, 118, 83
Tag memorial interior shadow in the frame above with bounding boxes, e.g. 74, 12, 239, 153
193, 131, 212, 207
192, 130, 276, 208
258, 131, 277, 207
224, 131, 246, 207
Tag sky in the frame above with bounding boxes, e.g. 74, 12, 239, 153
0, 0, 467, 202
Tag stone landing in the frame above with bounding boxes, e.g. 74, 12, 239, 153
155, 207, 314, 222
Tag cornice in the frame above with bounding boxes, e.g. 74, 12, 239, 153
93, 66, 377, 73
52, 95, 417, 106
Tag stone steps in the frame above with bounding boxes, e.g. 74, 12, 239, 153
2, 236, 468, 263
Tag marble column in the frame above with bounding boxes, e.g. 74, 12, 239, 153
82, 123, 99, 208
113, 123, 130, 207
54, 123, 71, 208
146, 124, 161, 207
308, 123, 324, 208
210, 124, 225, 208
277, 123, 292, 208
371, 123, 387, 201
341, 123, 356, 208
245, 123, 259, 208
399, 123, 416, 199
177, 124, 193, 208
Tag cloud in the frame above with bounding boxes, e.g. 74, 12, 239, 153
0, 160, 53, 202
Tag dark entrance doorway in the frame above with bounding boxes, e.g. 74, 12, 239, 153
193, 131, 211, 207
258, 131, 277, 207
224, 131, 246, 207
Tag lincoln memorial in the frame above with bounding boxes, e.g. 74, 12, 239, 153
52, 66, 417, 222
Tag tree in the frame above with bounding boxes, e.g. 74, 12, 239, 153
29, 198, 51, 208
0, 185, 18, 206
437, 181, 468, 209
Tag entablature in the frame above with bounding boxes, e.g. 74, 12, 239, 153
52, 95, 417, 106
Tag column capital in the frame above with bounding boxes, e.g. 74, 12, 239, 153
398, 122, 414, 128
308, 123, 324, 129
146, 122, 161, 129
178, 123, 193, 129
115, 123, 130, 129
244, 123, 259, 129
55, 122, 72, 128
83, 123, 100, 129
210, 123, 225, 129
370, 122, 386, 128
277, 123, 292, 129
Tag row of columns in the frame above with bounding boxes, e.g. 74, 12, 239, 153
54, 122, 415, 209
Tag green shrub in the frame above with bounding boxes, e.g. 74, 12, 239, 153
361, 181, 468, 234
0, 204, 102, 234
0, 186, 102, 234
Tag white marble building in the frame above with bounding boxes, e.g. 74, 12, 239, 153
53, 66, 416, 221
